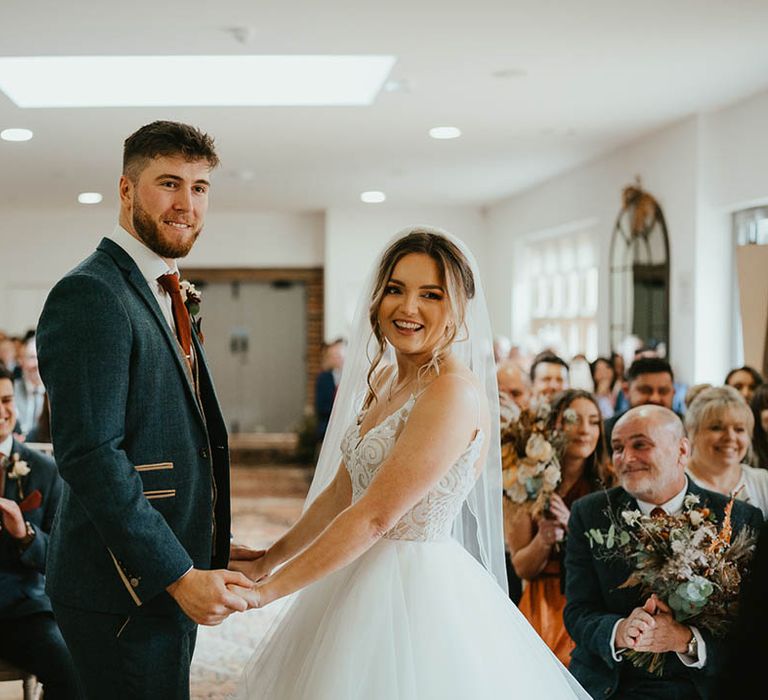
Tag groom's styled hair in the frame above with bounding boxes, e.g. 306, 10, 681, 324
122, 120, 220, 182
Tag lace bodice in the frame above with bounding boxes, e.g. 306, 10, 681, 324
340, 394, 484, 541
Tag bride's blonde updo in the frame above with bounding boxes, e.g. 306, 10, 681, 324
365, 230, 476, 405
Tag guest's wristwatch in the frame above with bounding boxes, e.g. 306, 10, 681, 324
685, 630, 698, 658
16, 521, 36, 551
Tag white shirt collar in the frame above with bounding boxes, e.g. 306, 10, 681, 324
0, 435, 13, 457
635, 476, 690, 516
107, 225, 178, 285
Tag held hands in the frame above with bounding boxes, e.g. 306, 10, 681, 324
230, 541, 266, 563
615, 594, 692, 654
0, 497, 27, 539
166, 568, 255, 626
229, 544, 272, 583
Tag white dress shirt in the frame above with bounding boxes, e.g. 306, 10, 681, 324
0, 434, 13, 458
609, 477, 707, 669
106, 225, 179, 335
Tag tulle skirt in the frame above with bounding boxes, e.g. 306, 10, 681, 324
234, 538, 590, 699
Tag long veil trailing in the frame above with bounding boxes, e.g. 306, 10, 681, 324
305, 225, 507, 590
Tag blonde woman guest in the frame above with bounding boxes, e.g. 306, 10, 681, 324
509, 389, 613, 666
686, 385, 768, 518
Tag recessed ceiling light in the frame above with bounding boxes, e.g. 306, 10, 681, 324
429, 126, 461, 140
78, 192, 103, 205
1, 128, 33, 142
0, 55, 396, 108
361, 191, 386, 204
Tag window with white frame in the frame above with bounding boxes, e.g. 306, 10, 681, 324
525, 230, 599, 360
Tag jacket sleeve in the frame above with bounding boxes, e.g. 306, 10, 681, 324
563, 499, 623, 670
18, 452, 61, 573
37, 273, 193, 606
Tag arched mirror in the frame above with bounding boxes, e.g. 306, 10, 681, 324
609, 182, 670, 354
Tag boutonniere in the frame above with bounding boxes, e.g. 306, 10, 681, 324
8, 453, 31, 500
179, 279, 204, 338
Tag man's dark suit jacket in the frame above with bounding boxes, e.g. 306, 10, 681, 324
0, 439, 61, 619
564, 481, 763, 700
314, 369, 336, 441
37, 237, 231, 627
716, 518, 768, 695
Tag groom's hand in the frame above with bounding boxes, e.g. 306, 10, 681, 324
167, 568, 254, 625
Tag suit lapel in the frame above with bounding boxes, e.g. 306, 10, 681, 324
97, 238, 205, 428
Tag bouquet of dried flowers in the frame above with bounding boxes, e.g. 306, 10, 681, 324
500, 398, 574, 515
586, 493, 757, 674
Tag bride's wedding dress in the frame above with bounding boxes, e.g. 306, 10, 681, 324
235, 394, 590, 699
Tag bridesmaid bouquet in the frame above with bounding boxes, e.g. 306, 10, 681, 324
585, 494, 756, 674
500, 398, 573, 515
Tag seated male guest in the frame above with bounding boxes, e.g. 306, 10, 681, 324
564, 405, 762, 700
0, 367, 80, 699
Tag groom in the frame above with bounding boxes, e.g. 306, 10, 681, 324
37, 121, 257, 699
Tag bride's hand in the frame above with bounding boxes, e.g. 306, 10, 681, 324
229, 541, 266, 561
227, 583, 262, 610
229, 552, 272, 583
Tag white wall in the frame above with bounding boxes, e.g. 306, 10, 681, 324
0, 208, 325, 333
323, 205, 487, 341
187, 210, 324, 268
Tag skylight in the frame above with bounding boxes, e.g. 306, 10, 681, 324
0, 55, 397, 108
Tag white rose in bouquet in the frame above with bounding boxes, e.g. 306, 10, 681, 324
525, 433, 553, 463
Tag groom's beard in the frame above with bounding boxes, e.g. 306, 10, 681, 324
132, 199, 201, 259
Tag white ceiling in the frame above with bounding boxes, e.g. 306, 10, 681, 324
2, 0, 768, 212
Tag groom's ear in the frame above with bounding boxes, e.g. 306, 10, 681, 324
119, 175, 134, 207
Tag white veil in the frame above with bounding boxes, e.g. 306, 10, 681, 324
306, 226, 507, 590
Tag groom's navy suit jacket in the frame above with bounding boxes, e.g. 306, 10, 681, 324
37, 237, 231, 627
564, 481, 763, 700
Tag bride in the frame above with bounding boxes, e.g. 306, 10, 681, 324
230, 227, 589, 699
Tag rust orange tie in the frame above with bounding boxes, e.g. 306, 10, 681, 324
157, 273, 192, 362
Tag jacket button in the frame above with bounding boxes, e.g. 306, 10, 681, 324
199, 447, 209, 459
130, 578, 140, 588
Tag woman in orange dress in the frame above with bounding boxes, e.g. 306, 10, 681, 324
508, 389, 612, 666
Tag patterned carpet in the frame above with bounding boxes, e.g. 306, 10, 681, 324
190, 465, 312, 699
